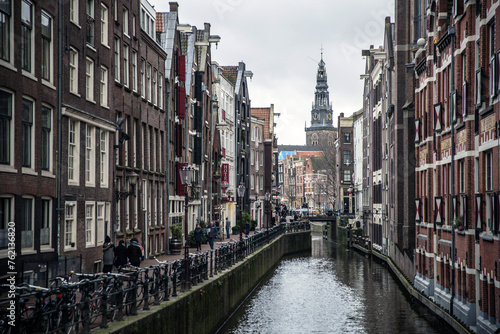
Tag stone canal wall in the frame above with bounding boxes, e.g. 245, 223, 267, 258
97, 231, 311, 334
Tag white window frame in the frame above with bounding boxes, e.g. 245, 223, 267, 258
69, 48, 78, 94
21, 0, 34, 74
0, 196, 14, 256
96, 202, 105, 245
0, 89, 15, 169
123, 6, 129, 37
64, 202, 77, 249
158, 73, 163, 109
85, 124, 95, 186
146, 63, 151, 102
21, 97, 34, 171
132, 51, 137, 92
85, 57, 94, 102
260, 151, 263, 166
69, 0, 79, 25
140, 59, 145, 98
21, 196, 34, 252
41, 104, 53, 173
85, 0, 94, 46
132, 15, 136, 37
100, 66, 108, 107
250, 149, 254, 165
485, 151, 492, 191
123, 44, 129, 87
100, 4, 108, 46
114, 37, 120, 82
0, 0, 14, 67
100, 130, 108, 188
153, 68, 157, 106
41, 11, 53, 83
40, 197, 52, 249
251, 174, 255, 190
85, 202, 95, 247
68, 119, 80, 185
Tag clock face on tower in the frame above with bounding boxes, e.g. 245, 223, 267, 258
327, 113, 332, 120
313, 113, 319, 120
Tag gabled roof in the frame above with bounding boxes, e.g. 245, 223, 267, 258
221, 66, 238, 86
156, 11, 178, 79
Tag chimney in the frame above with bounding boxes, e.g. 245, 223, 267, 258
169, 2, 178, 12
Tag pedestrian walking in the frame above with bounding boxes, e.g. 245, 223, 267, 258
127, 237, 143, 267
114, 240, 128, 269
194, 223, 203, 251
244, 221, 250, 238
102, 235, 114, 273
206, 221, 218, 250
225, 218, 231, 239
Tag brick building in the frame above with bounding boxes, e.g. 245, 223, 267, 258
413, 0, 500, 330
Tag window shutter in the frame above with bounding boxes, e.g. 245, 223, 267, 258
475, 193, 482, 229
194, 136, 202, 165
177, 85, 186, 119
433, 103, 442, 133
434, 196, 442, 225
415, 118, 420, 143
176, 123, 183, 157
195, 105, 202, 133
177, 55, 185, 82
415, 199, 421, 222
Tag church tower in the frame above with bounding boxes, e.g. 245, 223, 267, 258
305, 53, 336, 148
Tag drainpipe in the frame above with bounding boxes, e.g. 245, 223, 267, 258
449, 25, 456, 316
56, 0, 63, 257
166, 86, 171, 254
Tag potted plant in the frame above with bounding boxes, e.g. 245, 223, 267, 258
453, 216, 464, 231
169, 223, 183, 255
232, 226, 240, 235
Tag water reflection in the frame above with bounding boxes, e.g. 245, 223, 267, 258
218, 235, 449, 334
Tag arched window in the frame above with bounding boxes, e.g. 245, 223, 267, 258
311, 133, 318, 146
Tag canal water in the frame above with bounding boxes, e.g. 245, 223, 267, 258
217, 235, 451, 334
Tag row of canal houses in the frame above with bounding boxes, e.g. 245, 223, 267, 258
354, 0, 499, 332
0, 0, 278, 280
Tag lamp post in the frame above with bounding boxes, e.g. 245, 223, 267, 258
179, 165, 194, 290
237, 183, 246, 258
265, 191, 270, 243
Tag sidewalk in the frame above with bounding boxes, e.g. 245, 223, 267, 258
140, 230, 258, 268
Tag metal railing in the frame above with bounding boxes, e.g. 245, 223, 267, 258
0, 222, 309, 334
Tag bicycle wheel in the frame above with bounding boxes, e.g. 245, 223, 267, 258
89, 293, 101, 324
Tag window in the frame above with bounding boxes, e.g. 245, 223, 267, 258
69, 0, 79, 24
0, 196, 12, 249
459, 160, 465, 193
153, 68, 157, 105
85, 203, 95, 246
147, 64, 151, 101
251, 174, 255, 190
140, 59, 145, 97
100, 130, 108, 187
41, 12, 52, 81
21, 0, 33, 72
0, 0, 12, 62
85, 58, 94, 101
21, 197, 33, 249
40, 198, 51, 246
0, 90, 12, 165
100, 66, 108, 106
114, 37, 120, 82
96, 203, 105, 245
41, 106, 51, 171
485, 151, 492, 191
123, 7, 129, 36
158, 74, 163, 109
69, 48, 78, 93
100, 4, 108, 46
344, 132, 351, 143
343, 150, 351, 164
68, 119, 79, 183
22, 98, 33, 168
85, 125, 94, 185
259, 175, 263, 191
64, 202, 76, 248
343, 170, 351, 182
260, 151, 263, 166
86, 0, 94, 46
132, 51, 137, 91
123, 44, 129, 87
132, 15, 136, 37
250, 149, 254, 165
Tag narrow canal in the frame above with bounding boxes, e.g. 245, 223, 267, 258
217, 235, 451, 334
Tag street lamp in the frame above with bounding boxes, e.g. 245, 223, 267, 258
115, 171, 139, 200
237, 183, 246, 259
265, 191, 270, 243
179, 165, 194, 289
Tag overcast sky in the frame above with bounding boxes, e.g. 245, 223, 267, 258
153, 0, 395, 145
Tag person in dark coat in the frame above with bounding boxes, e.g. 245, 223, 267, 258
244, 221, 250, 238
127, 237, 143, 267
206, 221, 218, 250
114, 240, 128, 269
102, 236, 114, 273
194, 224, 203, 252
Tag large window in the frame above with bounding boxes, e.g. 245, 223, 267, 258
69, 48, 78, 93
459, 160, 465, 193
485, 151, 492, 191
100, 66, 108, 107
21, 0, 33, 72
22, 98, 33, 168
41, 12, 52, 81
140, 59, 145, 97
21, 197, 33, 249
85, 58, 94, 101
0, 0, 12, 62
100, 4, 108, 46
85, 125, 94, 185
96, 203, 105, 245
40, 198, 51, 246
344, 132, 351, 143
86, 0, 94, 46
41, 106, 51, 171
85, 203, 95, 246
100, 130, 108, 187
158, 73, 163, 109
152, 68, 157, 105
343, 150, 351, 164
0, 90, 12, 165
123, 7, 129, 36
68, 119, 79, 184
64, 202, 76, 248
146, 64, 151, 102
123, 44, 129, 87
69, 0, 78, 24
343, 170, 351, 182
0, 196, 12, 249
114, 37, 120, 82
